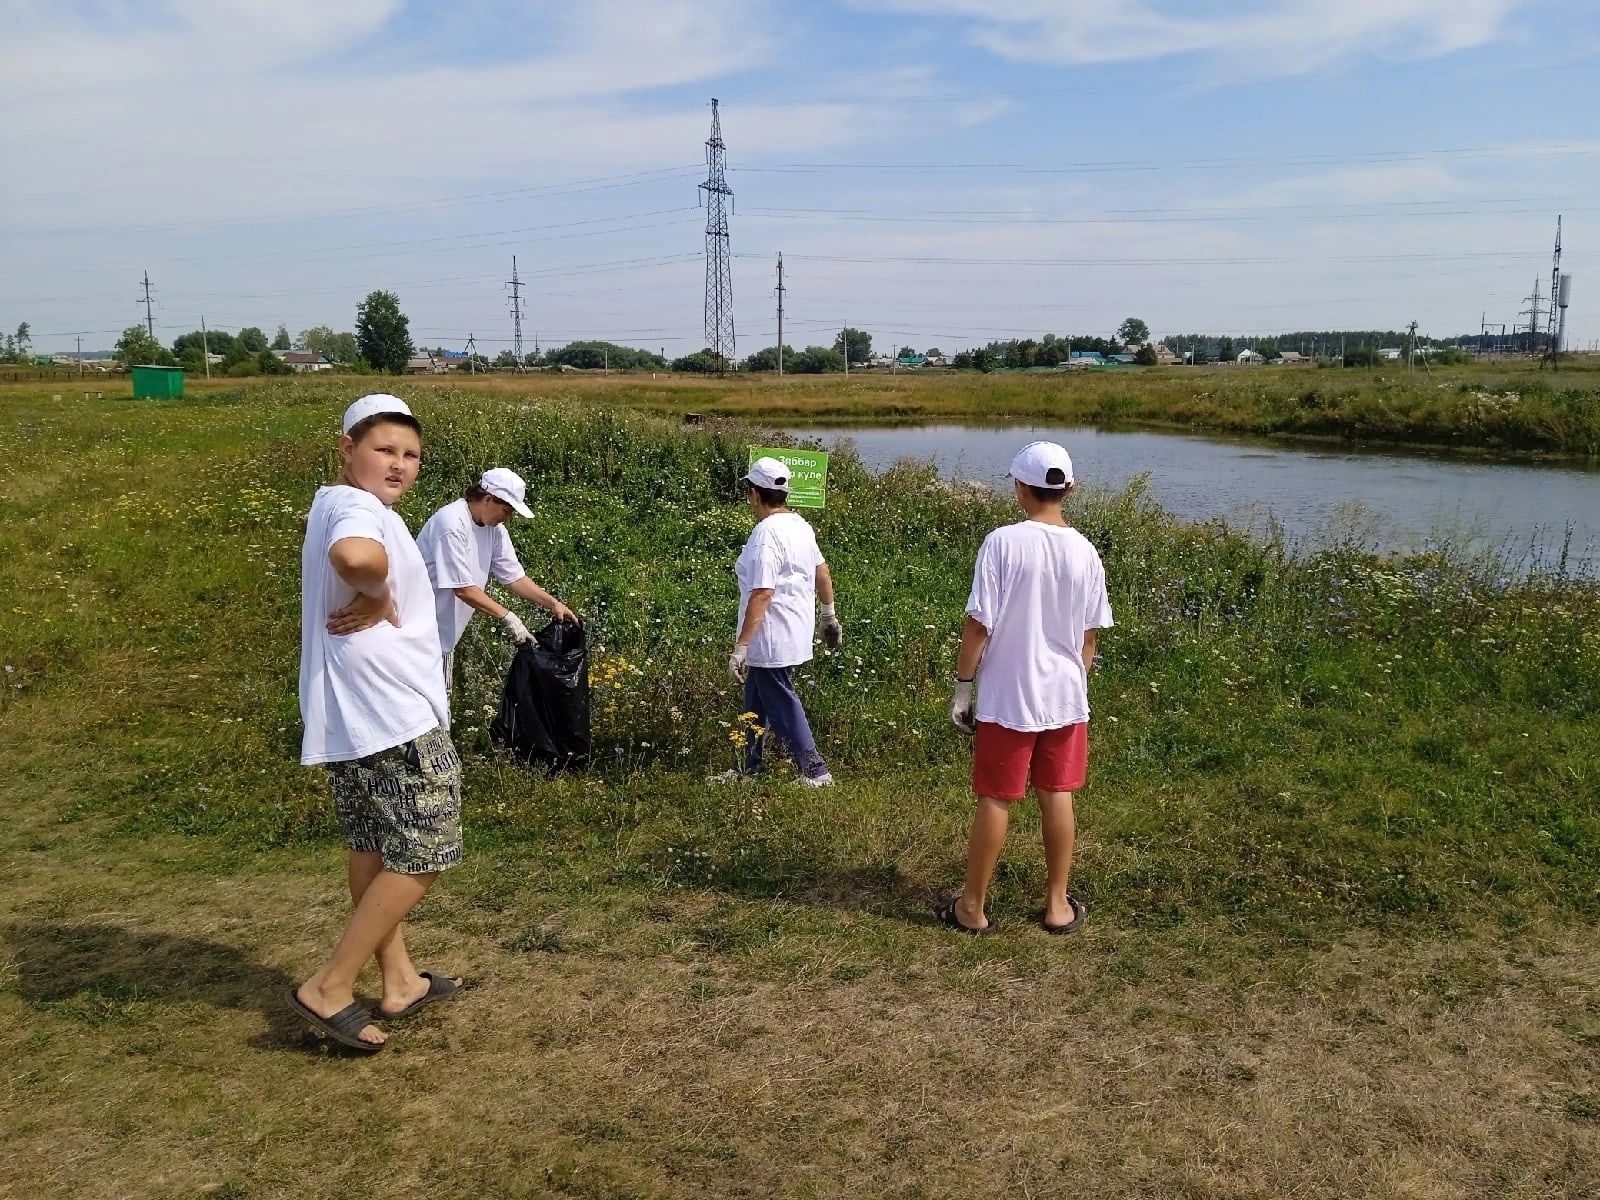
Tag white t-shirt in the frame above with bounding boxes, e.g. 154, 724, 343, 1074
415, 498, 527, 654
736, 511, 826, 669
299, 485, 449, 765
965, 520, 1114, 732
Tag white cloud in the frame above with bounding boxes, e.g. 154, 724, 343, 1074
0, 0, 791, 228
851, 0, 1529, 76
1235, 163, 1466, 206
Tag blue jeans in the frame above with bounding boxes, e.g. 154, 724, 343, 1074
743, 665, 828, 779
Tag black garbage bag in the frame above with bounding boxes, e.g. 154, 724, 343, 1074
490, 620, 590, 774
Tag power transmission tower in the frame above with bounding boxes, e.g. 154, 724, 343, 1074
775, 253, 785, 377
1519, 278, 1545, 355
699, 98, 735, 370
140, 271, 155, 337
506, 256, 526, 369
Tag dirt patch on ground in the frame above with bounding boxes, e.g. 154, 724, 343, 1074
3, 811, 1597, 1200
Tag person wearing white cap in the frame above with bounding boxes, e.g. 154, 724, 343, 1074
416, 466, 577, 690
290, 393, 464, 1053
719, 455, 844, 787
939, 440, 1114, 936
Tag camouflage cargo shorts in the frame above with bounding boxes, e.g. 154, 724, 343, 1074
327, 726, 463, 875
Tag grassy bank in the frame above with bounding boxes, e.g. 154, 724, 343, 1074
3, 379, 1599, 1197
400, 358, 1600, 458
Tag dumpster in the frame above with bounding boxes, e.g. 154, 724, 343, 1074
131, 365, 184, 399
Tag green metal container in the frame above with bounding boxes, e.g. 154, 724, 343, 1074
131, 365, 184, 399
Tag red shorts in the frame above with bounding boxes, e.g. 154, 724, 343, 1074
972, 721, 1088, 801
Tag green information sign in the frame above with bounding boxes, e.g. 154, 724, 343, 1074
750, 447, 829, 509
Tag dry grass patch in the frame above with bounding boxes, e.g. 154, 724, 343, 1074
4, 804, 1598, 1200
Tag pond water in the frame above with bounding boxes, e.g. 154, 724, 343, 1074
784, 424, 1600, 576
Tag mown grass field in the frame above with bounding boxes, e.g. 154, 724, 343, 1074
2, 376, 1599, 1198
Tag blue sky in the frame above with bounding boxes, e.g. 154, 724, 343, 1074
3, 0, 1597, 355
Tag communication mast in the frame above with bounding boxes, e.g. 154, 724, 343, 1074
699, 98, 735, 370
1546, 216, 1562, 357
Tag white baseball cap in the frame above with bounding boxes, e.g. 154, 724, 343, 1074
1008, 440, 1074, 488
744, 456, 790, 492
341, 393, 414, 435
480, 467, 533, 517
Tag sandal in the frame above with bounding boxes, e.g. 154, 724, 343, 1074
381, 971, 462, 1019
1043, 894, 1087, 935
285, 987, 384, 1053
935, 895, 994, 935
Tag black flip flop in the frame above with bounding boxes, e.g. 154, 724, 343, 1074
935, 895, 994, 935
285, 987, 384, 1053
381, 970, 462, 1020
1043, 894, 1087, 935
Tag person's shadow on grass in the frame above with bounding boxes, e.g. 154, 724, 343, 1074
3, 920, 331, 1055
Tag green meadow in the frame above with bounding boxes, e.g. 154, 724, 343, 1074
2, 376, 1597, 1198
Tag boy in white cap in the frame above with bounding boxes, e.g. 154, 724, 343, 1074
290, 393, 464, 1054
941, 440, 1113, 935
723, 456, 844, 786
416, 467, 577, 691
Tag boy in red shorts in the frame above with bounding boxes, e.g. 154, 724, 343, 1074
941, 440, 1113, 935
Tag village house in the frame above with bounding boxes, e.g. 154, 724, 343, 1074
275, 350, 333, 373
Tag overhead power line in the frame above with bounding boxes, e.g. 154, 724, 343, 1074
8, 165, 706, 239
732, 143, 1600, 177
744, 199, 1597, 227
739, 250, 1550, 268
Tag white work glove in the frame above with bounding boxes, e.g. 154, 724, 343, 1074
950, 678, 976, 734
728, 642, 749, 684
820, 602, 844, 649
500, 610, 533, 645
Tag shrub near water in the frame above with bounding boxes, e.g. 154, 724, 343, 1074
6, 384, 1598, 935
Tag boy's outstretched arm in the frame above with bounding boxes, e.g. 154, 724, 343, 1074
327, 537, 399, 635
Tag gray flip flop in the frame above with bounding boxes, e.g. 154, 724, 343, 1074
285, 988, 384, 1053
1043, 894, 1087, 935
935, 895, 994, 935
382, 970, 462, 1019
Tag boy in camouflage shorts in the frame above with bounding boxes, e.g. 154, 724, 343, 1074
289, 395, 465, 1054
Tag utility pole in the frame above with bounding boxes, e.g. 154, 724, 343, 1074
140, 271, 155, 338
76, 333, 82, 377
775, 252, 785, 377
201, 316, 211, 379
1406, 320, 1418, 372
507, 256, 526, 369
699, 98, 735, 371
842, 323, 848, 376
465, 333, 477, 374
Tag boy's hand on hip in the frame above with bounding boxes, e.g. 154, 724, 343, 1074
950, 678, 976, 735
327, 589, 399, 636
728, 643, 749, 684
